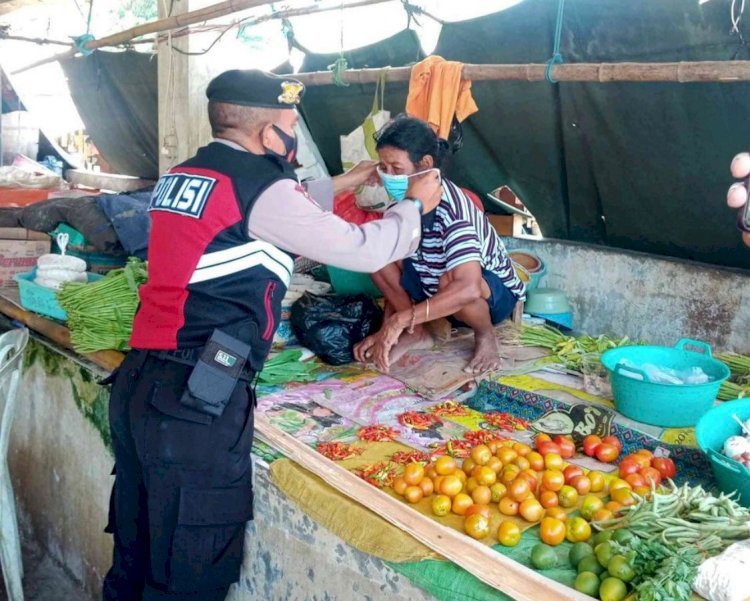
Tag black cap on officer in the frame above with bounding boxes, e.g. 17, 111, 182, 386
206, 69, 305, 109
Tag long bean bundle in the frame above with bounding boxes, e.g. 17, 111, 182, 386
57, 258, 148, 353
716, 351, 750, 400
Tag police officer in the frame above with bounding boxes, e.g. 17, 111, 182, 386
102, 69, 441, 600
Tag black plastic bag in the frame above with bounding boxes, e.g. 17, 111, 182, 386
290, 292, 383, 366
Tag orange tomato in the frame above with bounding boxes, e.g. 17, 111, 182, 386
579, 494, 605, 520
513, 456, 531, 472
571, 475, 592, 496
535, 433, 552, 446
465, 477, 480, 495
403, 463, 425, 486
404, 486, 423, 504
538, 441, 562, 457
440, 475, 463, 497
508, 477, 532, 502
476, 466, 498, 487
566, 516, 592, 543
499, 496, 520, 516
627, 453, 652, 471
610, 487, 636, 507
635, 448, 654, 460
605, 500, 623, 514
545, 506, 568, 521
490, 482, 507, 503
519, 498, 544, 523
591, 508, 614, 522
464, 513, 491, 540
432, 494, 451, 516
634, 486, 651, 498
501, 465, 521, 485
497, 447, 518, 466
582, 434, 602, 457
588, 470, 606, 493
433, 476, 445, 494
471, 444, 493, 466
618, 458, 642, 478
609, 478, 632, 493
539, 489, 559, 508
497, 520, 522, 546
640, 466, 662, 487
539, 516, 567, 546
435, 456, 457, 475
487, 439, 505, 454
602, 435, 623, 453
519, 469, 540, 488
542, 469, 565, 492
563, 465, 585, 484
558, 485, 579, 508
527, 451, 545, 472
554, 435, 576, 459
454, 469, 467, 485
471, 485, 492, 505
544, 453, 564, 471
393, 477, 408, 496
625, 473, 646, 489
487, 456, 504, 474
426, 466, 438, 479
512, 442, 532, 457
595, 443, 620, 463
465, 503, 491, 519
418, 477, 434, 496
462, 458, 476, 476
452, 493, 473, 516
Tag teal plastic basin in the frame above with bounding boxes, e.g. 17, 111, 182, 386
695, 398, 750, 506
600, 339, 730, 427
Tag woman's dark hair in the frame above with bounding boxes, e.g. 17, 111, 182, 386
375, 114, 451, 169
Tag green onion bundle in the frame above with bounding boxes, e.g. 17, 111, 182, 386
716, 351, 750, 400
57, 258, 148, 354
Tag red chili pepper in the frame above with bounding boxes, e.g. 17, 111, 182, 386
355, 461, 398, 488
428, 401, 470, 417
463, 429, 497, 446
357, 425, 401, 442
397, 411, 441, 431
389, 450, 430, 465
316, 441, 364, 461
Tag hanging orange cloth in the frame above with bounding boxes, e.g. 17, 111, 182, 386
405, 55, 479, 140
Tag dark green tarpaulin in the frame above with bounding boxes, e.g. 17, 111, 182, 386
294, 0, 750, 270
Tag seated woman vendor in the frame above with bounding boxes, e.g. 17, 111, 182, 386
354, 116, 526, 374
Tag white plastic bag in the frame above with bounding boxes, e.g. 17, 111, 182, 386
339, 71, 391, 212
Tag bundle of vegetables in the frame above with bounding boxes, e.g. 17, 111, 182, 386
716, 351, 750, 400
57, 258, 147, 353
257, 350, 319, 385
520, 325, 638, 372
594, 480, 750, 554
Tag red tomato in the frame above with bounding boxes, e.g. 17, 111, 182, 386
626, 453, 652, 471
651, 457, 676, 479
618, 458, 642, 478
625, 473, 646, 488
563, 465, 584, 484
601, 435, 623, 452
582, 435, 602, 457
535, 433, 552, 447
537, 441, 561, 456
595, 443, 620, 463
640, 466, 662, 487
554, 436, 576, 459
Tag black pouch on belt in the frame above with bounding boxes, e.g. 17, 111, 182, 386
179, 329, 252, 417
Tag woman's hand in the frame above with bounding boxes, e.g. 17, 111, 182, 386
728, 152, 750, 247
370, 315, 408, 372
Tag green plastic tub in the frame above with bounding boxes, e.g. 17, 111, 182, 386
14, 269, 103, 321
600, 339, 730, 428
695, 398, 750, 506
326, 266, 382, 297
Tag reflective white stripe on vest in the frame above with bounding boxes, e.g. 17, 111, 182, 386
189, 240, 293, 287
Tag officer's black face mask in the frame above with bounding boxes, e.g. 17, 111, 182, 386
265, 125, 298, 164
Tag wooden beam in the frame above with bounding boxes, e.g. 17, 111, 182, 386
255, 414, 592, 601
0, 296, 124, 372
293, 60, 750, 85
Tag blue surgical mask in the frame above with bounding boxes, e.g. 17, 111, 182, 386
377, 167, 439, 202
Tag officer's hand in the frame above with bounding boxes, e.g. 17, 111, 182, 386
344, 160, 380, 188
728, 153, 750, 247
407, 169, 442, 214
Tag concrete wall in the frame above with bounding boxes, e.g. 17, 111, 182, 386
505, 238, 750, 353
8, 336, 436, 601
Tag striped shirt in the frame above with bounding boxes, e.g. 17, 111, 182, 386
410, 179, 526, 300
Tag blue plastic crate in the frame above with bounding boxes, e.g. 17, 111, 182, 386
13, 269, 103, 321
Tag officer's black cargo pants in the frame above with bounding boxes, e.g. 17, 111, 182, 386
102, 350, 255, 601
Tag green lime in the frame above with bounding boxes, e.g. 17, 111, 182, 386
595, 541, 615, 569
574, 571, 600, 597
599, 571, 610, 581
592, 530, 614, 547
607, 555, 635, 583
611, 529, 634, 545
569, 542, 595, 567
599, 577, 628, 601
578, 555, 605, 576
530, 543, 558, 570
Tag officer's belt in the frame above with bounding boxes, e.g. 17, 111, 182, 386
150, 348, 256, 381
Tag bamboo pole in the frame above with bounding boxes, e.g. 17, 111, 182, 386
254, 413, 592, 601
293, 60, 750, 84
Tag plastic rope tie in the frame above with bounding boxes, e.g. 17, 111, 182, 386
72, 33, 95, 56
328, 56, 350, 87
545, 0, 566, 84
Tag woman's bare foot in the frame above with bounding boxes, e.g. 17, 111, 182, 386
464, 329, 501, 374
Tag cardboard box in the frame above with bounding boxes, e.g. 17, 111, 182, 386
0, 228, 50, 241
0, 239, 51, 288
487, 214, 525, 237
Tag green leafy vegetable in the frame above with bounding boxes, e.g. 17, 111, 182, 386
258, 350, 319, 385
